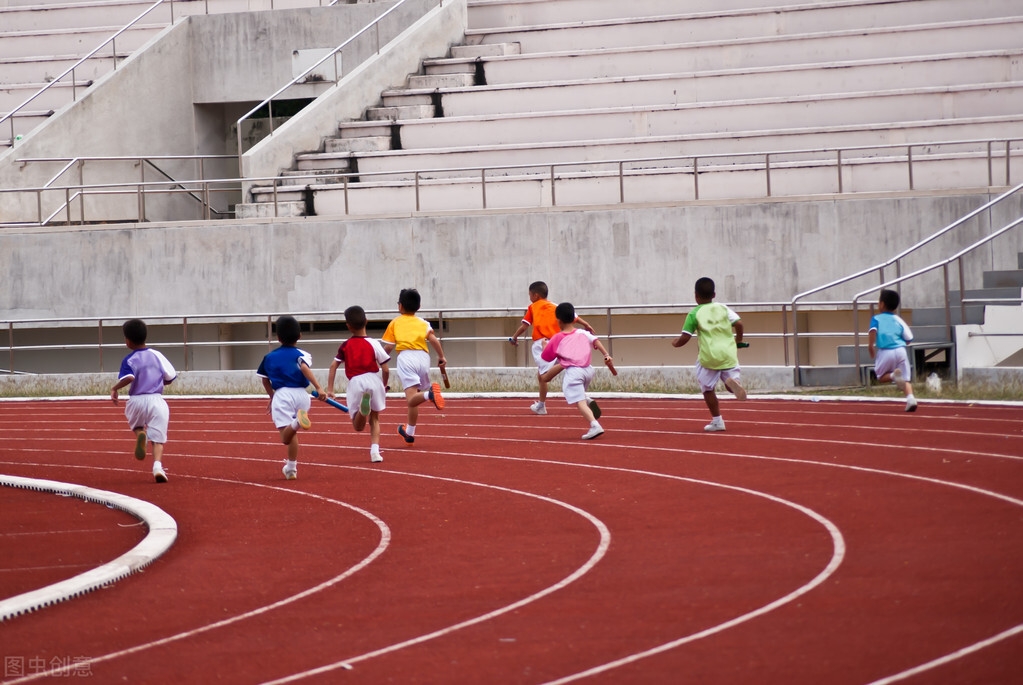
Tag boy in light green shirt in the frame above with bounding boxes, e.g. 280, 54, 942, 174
672, 277, 747, 432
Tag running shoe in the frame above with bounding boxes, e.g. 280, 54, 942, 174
282, 463, 297, 480
587, 398, 601, 420
296, 409, 311, 430
398, 424, 415, 444
153, 465, 168, 483
704, 418, 726, 432
582, 424, 604, 440
530, 401, 547, 415
428, 383, 445, 410
134, 431, 147, 460
724, 378, 747, 401
360, 394, 372, 417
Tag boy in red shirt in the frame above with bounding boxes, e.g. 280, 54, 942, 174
327, 306, 391, 463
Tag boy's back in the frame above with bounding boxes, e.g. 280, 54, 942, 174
383, 313, 431, 351
258, 346, 312, 389
870, 311, 913, 349
684, 302, 739, 370
120, 348, 176, 394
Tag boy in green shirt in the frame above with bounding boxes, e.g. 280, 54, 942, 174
671, 277, 747, 432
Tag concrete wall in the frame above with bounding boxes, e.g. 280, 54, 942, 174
0, 2, 403, 223
4, 191, 1021, 320
241, 0, 468, 182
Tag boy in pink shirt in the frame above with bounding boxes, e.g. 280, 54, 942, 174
540, 302, 613, 440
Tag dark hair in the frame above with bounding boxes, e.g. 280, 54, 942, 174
529, 281, 549, 298
344, 305, 367, 330
555, 301, 575, 324
879, 288, 900, 312
399, 288, 421, 313
122, 319, 147, 345
275, 315, 301, 346
694, 277, 716, 300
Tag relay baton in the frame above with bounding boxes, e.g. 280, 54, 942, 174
605, 358, 618, 376
310, 389, 348, 413
441, 367, 450, 389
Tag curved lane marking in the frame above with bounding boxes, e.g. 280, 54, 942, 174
0, 475, 177, 622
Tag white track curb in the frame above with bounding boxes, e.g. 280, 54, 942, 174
0, 475, 177, 622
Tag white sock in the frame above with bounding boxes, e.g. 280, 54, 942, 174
405, 424, 416, 436
285, 459, 297, 470
153, 460, 163, 470
370, 445, 380, 456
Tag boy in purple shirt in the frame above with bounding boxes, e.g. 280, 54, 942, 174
110, 319, 177, 482
540, 302, 613, 440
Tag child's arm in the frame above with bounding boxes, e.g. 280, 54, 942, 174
868, 329, 878, 359
575, 315, 595, 334
426, 330, 447, 370
671, 332, 692, 348
110, 377, 132, 405
509, 321, 529, 346
732, 320, 744, 346
326, 360, 341, 399
380, 362, 390, 391
300, 362, 326, 399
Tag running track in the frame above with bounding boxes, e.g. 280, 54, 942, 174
2, 396, 1023, 684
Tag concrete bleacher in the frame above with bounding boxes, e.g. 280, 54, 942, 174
236, 0, 1023, 218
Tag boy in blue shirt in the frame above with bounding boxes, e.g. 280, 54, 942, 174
110, 319, 177, 483
869, 289, 917, 412
257, 315, 327, 479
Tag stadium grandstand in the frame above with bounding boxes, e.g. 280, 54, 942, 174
1, 0, 1022, 395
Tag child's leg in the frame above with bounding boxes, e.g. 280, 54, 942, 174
703, 390, 721, 418
369, 412, 383, 462
133, 427, 147, 460
576, 399, 595, 423
352, 411, 368, 432
405, 386, 423, 426
278, 426, 300, 460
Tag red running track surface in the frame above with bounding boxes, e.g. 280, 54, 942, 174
1, 396, 1022, 684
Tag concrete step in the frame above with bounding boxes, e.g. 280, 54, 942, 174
323, 136, 391, 154
280, 167, 352, 183
449, 42, 521, 59
983, 270, 1023, 289
234, 200, 306, 219
0, 110, 53, 140
464, 0, 1023, 53
365, 104, 436, 122
0, 53, 123, 84
400, 51, 1023, 120
336, 82, 1023, 151
429, 17, 1023, 82
909, 305, 987, 326
407, 73, 475, 89
0, 79, 92, 111
910, 324, 955, 344
466, 0, 791, 28
0, 24, 164, 60
948, 287, 1022, 305
0, 0, 170, 32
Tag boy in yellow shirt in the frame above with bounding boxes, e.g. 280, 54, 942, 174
382, 288, 447, 444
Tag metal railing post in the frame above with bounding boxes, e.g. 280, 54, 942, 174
765, 153, 771, 197
837, 149, 843, 193
481, 169, 487, 210
415, 172, 421, 212
550, 165, 556, 206
693, 157, 699, 200
98, 319, 104, 372
619, 161, 625, 204
908, 144, 914, 190
183, 317, 189, 371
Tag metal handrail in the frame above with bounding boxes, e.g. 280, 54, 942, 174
4, 138, 1019, 226
847, 213, 1023, 375
2, 0, 336, 147
790, 180, 1023, 380
2, 0, 174, 146
235, 0, 444, 164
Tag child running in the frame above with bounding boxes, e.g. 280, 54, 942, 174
672, 277, 747, 432
539, 302, 612, 440
257, 315, 327, 480
110, 318, 177, 483
327, 305, 391, 463
509, 280, 594, 416
869, 288, 917, 412
381, 288, 447, 445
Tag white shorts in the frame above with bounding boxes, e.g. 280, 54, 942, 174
532, 338, 557, 376
695, 363, 741, 394
395, 350, 431, 391
271, 386, 311, 429
124, 394, 170, 444
875, 347, 911, 381
346, 373, 387, 416
561, 365, 595, 405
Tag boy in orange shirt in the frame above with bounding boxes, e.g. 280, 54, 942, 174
509, 281, 593, 415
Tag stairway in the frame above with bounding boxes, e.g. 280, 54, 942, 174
826, 254, 1023, 386
236, 0, 1023, 218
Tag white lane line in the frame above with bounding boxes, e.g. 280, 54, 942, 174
259, 467, 614, 684
435, 449, 1023, 683
0, 476, 177, 623
0, 468, 390, 684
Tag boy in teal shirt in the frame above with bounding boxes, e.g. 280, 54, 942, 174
672, 277, 747, 432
